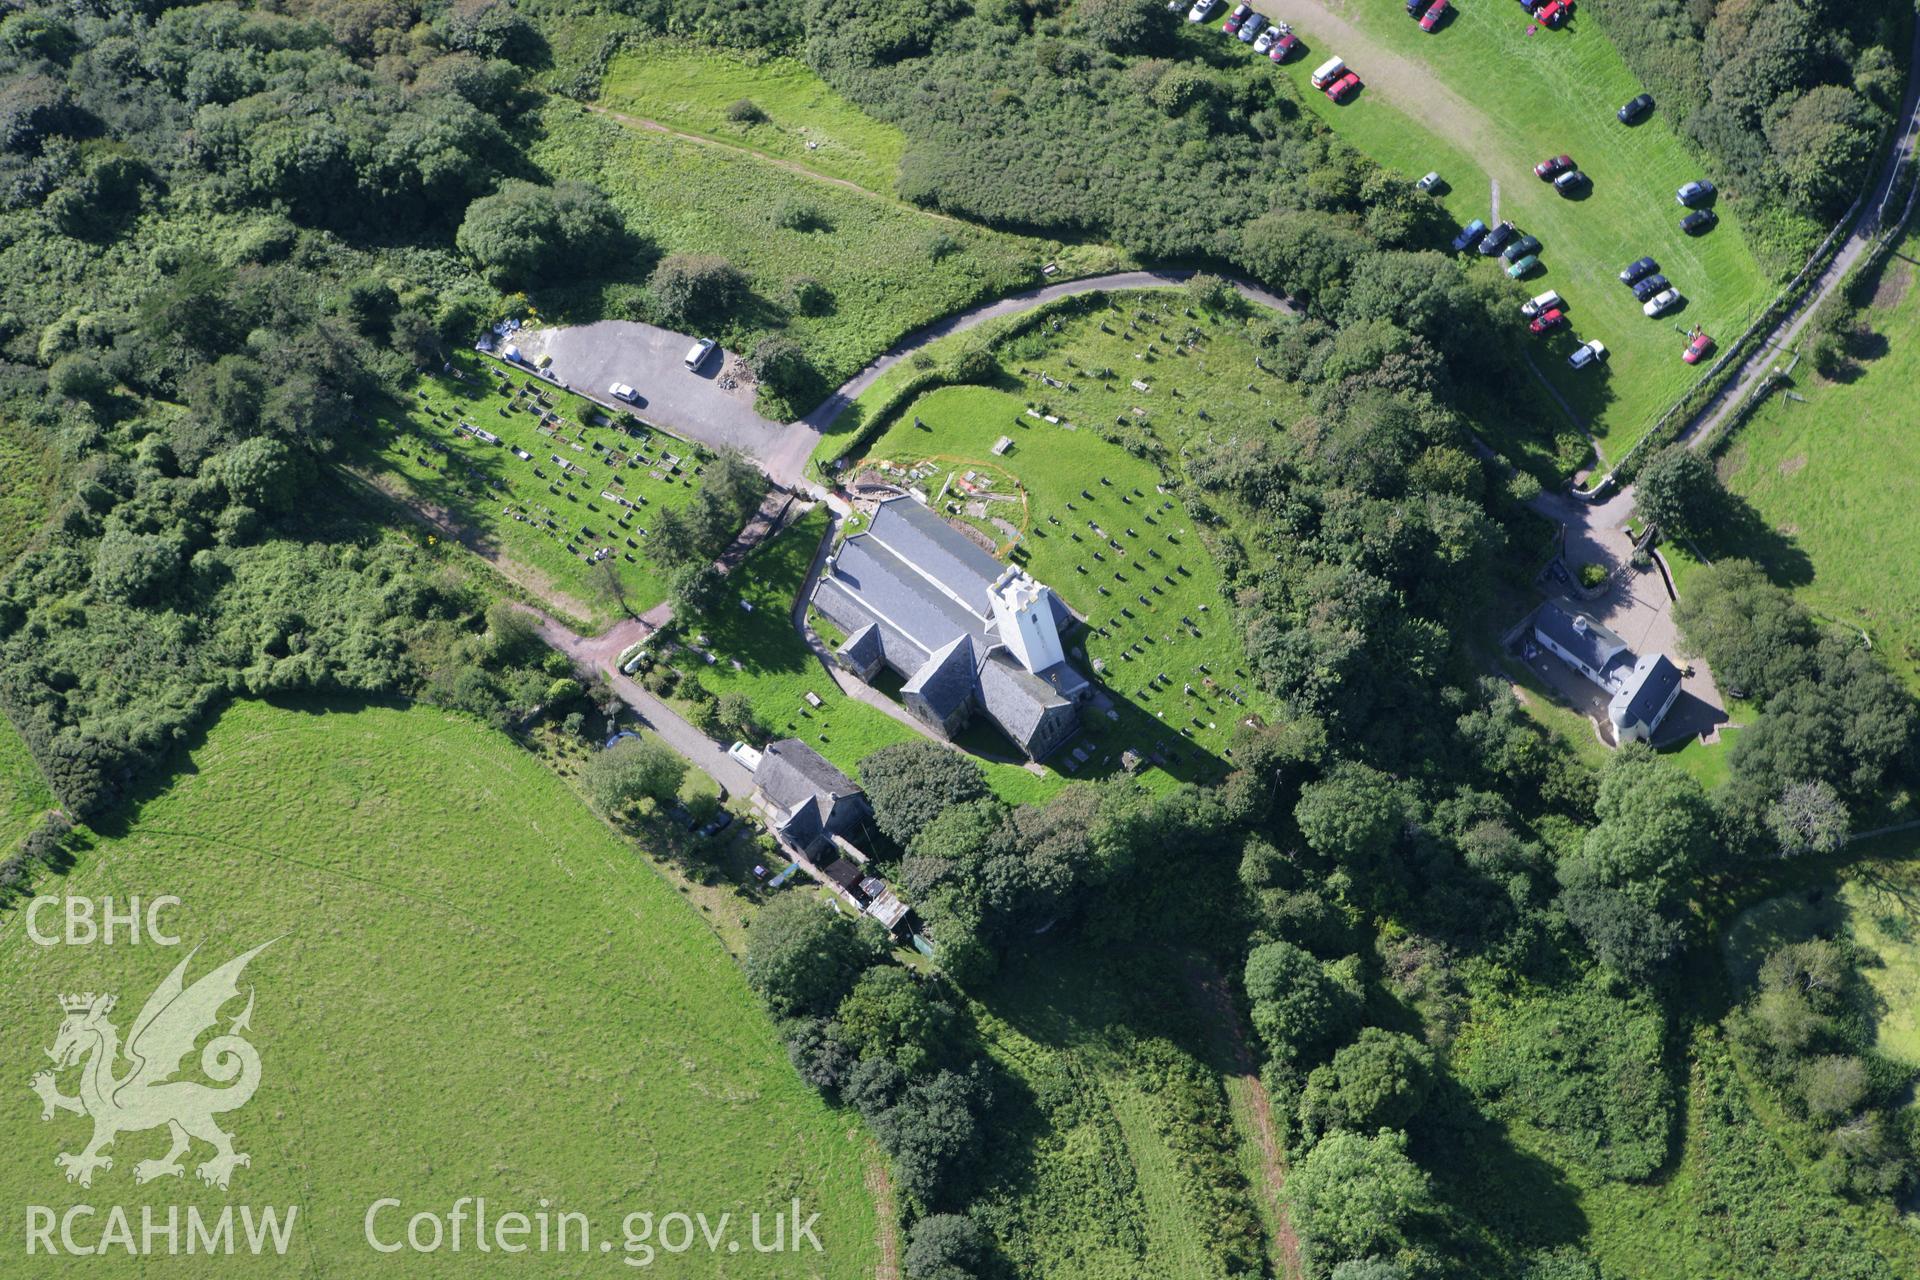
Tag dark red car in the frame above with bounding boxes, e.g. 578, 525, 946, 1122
1683, 333, 1715, 365
1420, 0, 1450, 31
1528, 308, 1566, 335
1326, 72, 1362, 103
1534, 154, 1574, 180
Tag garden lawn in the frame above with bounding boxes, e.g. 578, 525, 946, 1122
666, 507, 1058, 806
532, 103, 1126, 392
1717, 231, 1920, 688
1257, 1, 1772, 470
0, 699, 878, 1277
0, 711, 52, 850
599, 45, 908, 195
857, 372, 1286, 783
355, 349, 715, 628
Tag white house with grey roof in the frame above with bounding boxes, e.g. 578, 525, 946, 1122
1531, 601, 1684, 745
753, 738, 870, 858
812, 496, 1090, 761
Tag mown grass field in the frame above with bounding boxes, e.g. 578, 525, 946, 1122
533, 102, 1127, 393
1249, 0, 1773, 473
662, 506, 1059, 806
599, 46, 908, 195
354, 350, 713, 626
854, 374, 1284, 782
1717, 231, 1920, 688
0, 699, 879, 1276
0, 711, 53, 850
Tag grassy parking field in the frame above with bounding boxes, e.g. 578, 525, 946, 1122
355, 349, 713, 626
1254, 1, 1774, 472
1718, 232, 1920, 688
599, 45, 908, 195
0, 699, 879, 1277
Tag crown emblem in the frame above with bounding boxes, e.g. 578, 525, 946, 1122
59, 993, 111, 1014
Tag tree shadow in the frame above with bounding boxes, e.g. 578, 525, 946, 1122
1693, 487, 1814, 589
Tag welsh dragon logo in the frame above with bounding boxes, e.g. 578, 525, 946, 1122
29, 941, 274, 1191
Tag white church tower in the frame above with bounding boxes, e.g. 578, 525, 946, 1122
989, 567, 1065, 674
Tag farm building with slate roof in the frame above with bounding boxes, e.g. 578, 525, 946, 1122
812, 496, 1089, 760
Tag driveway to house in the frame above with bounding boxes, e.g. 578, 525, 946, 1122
519, 605, 758, 796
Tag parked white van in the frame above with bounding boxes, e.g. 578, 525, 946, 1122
1310, 57, 1346, 89
727, 741, 762, 772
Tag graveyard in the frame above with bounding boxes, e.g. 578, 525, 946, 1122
844, 364, 1286, 781
358, 350, 716, 624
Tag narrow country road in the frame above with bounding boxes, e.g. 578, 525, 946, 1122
518, 605, 759, 796
796, 269, 1294, 442
1671, 17, 1920, 455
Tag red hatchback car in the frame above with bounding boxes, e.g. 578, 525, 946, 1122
1420, 0, 1450, 31
1268, 27, 1299, 60
1683, 332, 1716, 364
1534, 154, 1574, 180
1326, 72, 1362, 103
1223, 3, 1253, 34
1529, 308, 1566, 335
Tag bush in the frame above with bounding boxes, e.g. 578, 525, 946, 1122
455, 180, 626, 290
725, 98, 767, 124
649, 253, 747, 327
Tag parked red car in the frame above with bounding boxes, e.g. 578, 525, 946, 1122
1683, 332, 1716, 364
1528, 308, 1566, 335
1267, 25, 1299, 60
1223, 3, 1253, 34
1326, 72, 1362, 103
1534, 154, 1573, 181
1420, 0, 1450, 31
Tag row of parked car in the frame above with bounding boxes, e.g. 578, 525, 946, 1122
1187, 2, 1369, 101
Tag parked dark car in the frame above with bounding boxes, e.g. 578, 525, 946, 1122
1449, 218, 1488, 252
1618, 93, 1654, 124
1681, 208, 1718, 234
1478, 221, 1517, 255
1534, 153, 1574, 180
1619, 256, 1658, 285
1407, 0, 1433, 14
1552, 169, 1587, 195
1504, 234, 1542, 263
697, 811, 734, 838
1631, 273, 1671, 303
1677, 180, 1716, 207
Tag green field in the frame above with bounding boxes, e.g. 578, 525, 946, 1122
355, 350, 714, 626
970, 947, 1269, 1280
599, 46, 908, 195
0, 699, 878, 1276
1718, 234, 1920, 687
1256, 1, 1773, 472
1725, 847, 1920, 1069
533, 102, 1127, 391
0, 414, 60, 568
853, 376, 1284, 780
661, 506, 1060, 806
0, 711, 53, 851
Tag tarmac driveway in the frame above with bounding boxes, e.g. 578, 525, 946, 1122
509, 320, 819, 484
